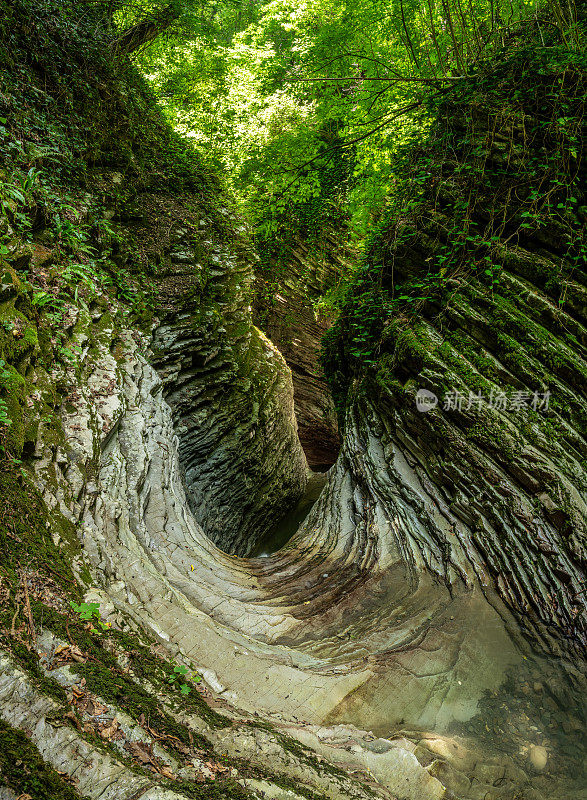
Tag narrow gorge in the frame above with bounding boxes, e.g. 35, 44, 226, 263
0, 2, 585, 800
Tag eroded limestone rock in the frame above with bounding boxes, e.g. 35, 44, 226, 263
253, 235, 350, 468
24, 318, 583, 800
147, 216, 308, 556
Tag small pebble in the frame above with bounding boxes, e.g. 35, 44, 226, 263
529, 745, 548, 771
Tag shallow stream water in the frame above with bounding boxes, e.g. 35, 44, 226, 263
317, 582, 587, 799
253, 479, 587, 799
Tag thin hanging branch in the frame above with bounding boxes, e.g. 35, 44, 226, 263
286, 75, 466, 83
272, 98, 429, 200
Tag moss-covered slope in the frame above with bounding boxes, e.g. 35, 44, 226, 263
323, 32, 587, 655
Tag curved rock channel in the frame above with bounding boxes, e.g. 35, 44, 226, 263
0, 9, 584, 794
24, 221, 584, 800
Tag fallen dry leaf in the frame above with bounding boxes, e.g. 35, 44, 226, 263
87, 698, 108, 717
159, 767, 175, 780
209, 760, 226, 772
52, 643, 86, 667
99, 718, 120, 741
64, 710, 81, 731
56, 770, 79, 785
125, 740, 158, 766
124, 740, 176, 778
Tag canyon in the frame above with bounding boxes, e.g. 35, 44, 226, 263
0, 3, 585, 800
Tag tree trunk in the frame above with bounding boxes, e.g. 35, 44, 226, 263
112, 3, 181, 54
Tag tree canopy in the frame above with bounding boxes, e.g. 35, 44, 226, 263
97, 0, 584, 282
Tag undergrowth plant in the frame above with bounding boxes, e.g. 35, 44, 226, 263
167, 663, 202, 696
69, 601, 111, 633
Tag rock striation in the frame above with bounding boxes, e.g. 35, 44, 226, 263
28, 302, 584, 800
122, 196, 309, 557
324, 50, 587, 663
253, 234, 351, 469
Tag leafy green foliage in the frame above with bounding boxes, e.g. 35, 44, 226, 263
69, 601, 111, 633
133, 0, 580, 227
124, 0, 584, 335
322, 34, 587, 413
166, 662, 202, 695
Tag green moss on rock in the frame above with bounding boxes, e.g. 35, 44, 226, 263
0, 467, 77, 588
0, 717, 82, 800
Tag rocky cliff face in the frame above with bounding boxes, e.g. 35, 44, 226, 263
0, 4, 585, 800
24, 319, 585, 800
253, 234, 350, 469
324, 48, 587, 662
114, 194, 308, 557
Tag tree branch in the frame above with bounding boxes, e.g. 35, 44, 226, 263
112, 3, 182, 55
286, 75, 466, 83
273, 98, 428, 201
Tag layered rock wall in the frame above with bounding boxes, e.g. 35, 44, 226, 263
324, 51, 587, 659
117, 195, 308, 556
253, 234, 352, 469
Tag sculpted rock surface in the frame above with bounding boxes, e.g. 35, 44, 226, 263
323, 93, 587, 661
0, 5, 584, 800
147, 218, 308, 557
24, 314, 583, 800
253, 234, 350, 468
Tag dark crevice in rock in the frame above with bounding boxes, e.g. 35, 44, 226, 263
251, 470, 329, 557
253, 236, 353, 470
